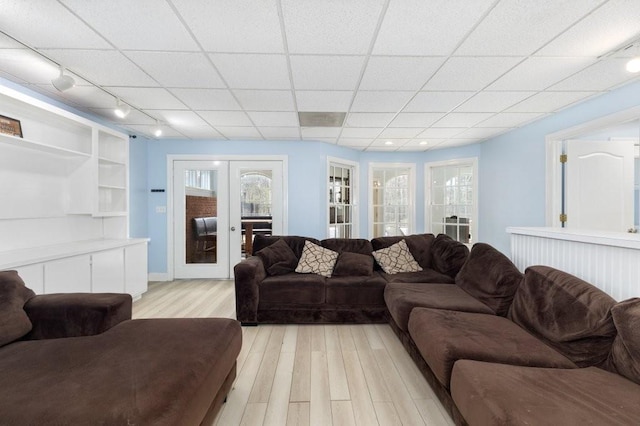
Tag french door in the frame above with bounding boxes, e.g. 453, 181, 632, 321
172, 158, 284, 279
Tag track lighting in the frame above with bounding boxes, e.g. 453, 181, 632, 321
51, 66, 76, 92
114, 99, 131, 119
153, 121, 163, 137
626, 57, 640, 73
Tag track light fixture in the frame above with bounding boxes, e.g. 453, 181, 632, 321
627, 57, 640, 73
153, 120, 163, 137
51, 66, 76, 92
114, 99, 131, 119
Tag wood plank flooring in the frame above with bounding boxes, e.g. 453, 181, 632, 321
133, 280, 454, 426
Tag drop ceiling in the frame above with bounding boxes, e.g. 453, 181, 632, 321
0, 0, 639, 151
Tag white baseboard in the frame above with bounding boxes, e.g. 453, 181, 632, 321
148, 272, 171, 282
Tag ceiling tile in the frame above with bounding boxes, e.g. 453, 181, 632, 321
370, 138, 408, 147
378, 128, 422, 139
217, 127, 262, 139
149, 110, 209, 127
281, 0, 386, 54
456, 0, 603, 56
488, 57, 595, 91
172, 0, 284, 53
175, 125, 223, 139
389, 113, 445, 127
0, 49, 60, 85
58, 85, 120, 109
106, 87, 187, 110
366, 145, 399, 151
423, 57, 523, 91
403, 91, 474, 112
211, 54, 291, 89
124, 51, 225, 88
433, 113, 494, 127
418, 128, 467, 138
90, 108, 157, 125
548, 58, 639, 91
0, 1, 109, 49
404, 139, 443, 148
0, 33, 26, 48
507, 91, 597, 113
40, 49, 158, 86
454, 127, 509, 139
345, 113, 395, 127
290, 55, 365, 90
258, 127, 301, 139
61, 0, 199, 50
476, 112, 545, 127
337, 138, 374, 147
234, 90, 295, 111
359, 56, 445, 91
301, 127, 342, 138
340, 128, 383, 138
125, 124, 184, 139
435, 139, 479, 149
170, 88, 241, 110
350, 91, 414, 112
197, 111, 253, 127
454, 91, 537, 112
373, 0, 495, 55
295, 91, 353, 112
539, 0, 640, 57
247, 111, 299, 127
396, 145, 428, 152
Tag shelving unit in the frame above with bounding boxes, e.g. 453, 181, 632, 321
0, 83, 148, 298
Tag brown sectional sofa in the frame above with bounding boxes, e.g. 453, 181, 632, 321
234, 233, 640, 425
0, 270, 242, 425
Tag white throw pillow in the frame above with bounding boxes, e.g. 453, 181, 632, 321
295, 240, 339, 277
372, 239, 423, 274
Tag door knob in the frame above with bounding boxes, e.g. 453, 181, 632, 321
231, 226, 236, 231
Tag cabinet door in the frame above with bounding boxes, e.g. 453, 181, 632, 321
92, 249, 125, 293
125, 243, 148, 298
45, 256, 91, 293
14, 264, 44, 295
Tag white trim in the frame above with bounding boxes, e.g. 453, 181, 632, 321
166, 154, 288, 281
368, 162, 417, 239
424, 157, 479, 244
148, 272, 171, 282
327, 156, 360, 238
545, 106, 640, 227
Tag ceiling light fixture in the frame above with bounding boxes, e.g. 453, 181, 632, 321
384, 140, 394, 145
419, 141, 428, 145
626, 57, 640, 73
153, 121, 163, 137
51, 66, 76, 92
114, 99, 131, 119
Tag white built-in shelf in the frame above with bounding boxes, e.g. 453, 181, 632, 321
99, 184, 126, 190
98, 156, 126, 166
0, 133, 91, 158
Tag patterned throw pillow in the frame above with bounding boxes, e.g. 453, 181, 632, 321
295, 240, 339, 277
372, 239, 423, 274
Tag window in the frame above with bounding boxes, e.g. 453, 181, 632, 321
426, 159, 477, 244
185, 170, 213, 190
240, 171, 272, 216
370, 164, 415, 238
328, 160, 357, 238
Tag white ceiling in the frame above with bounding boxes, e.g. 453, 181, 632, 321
0, 0, 639, 151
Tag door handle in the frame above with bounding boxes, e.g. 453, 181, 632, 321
231, 226, 236, 231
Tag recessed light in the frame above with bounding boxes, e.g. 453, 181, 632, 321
419, 141, 428, 145
384, 140, 393, 145
627, 57, 640, 73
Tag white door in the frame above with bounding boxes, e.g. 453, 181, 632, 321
229, 161, 284, 268
565, 139, 635, 231
173, 160, 229, 279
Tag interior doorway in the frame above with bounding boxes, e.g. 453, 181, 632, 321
170, 156, 286, 279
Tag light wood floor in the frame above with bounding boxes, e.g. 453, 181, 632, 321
133, 280, 454, 426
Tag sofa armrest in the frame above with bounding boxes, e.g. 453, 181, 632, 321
234, 256, 266, 325
23, 293, 132, 340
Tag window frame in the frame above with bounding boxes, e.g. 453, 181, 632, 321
425, 157, 478, 245
327, 156, 359, 238
368, 162, 416, 239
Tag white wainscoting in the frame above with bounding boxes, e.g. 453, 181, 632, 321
507, 227, 640, 301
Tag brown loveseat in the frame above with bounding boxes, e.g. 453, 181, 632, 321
234, 233, 469, 325
0, 270, 242, 425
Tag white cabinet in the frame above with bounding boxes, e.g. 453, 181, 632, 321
45, 255, 92, 293
125, 243, 148, 298
91, 249, 125, 293
14, 264, 44, 295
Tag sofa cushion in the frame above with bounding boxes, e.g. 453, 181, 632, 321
259, 273, 326, 305
455, 243, 523, 316
252, 235, 321, 258
0, 318, 242, 426
430, 234, 469, 278
408, 307, 575, 388
0, 270, 36, 347
385, 282, 495, 331
371, 234, 435, 269
380, 269, 454, 284
451, 361, 640, 426
321, 238, 373, 255
508, 265, 617, 367
373, 239, 422, 274
332, 252, 374, 277
255, 238, 299, 276
295, 241, 339, 277
604, 297, 640, 385
325, 275, 387, 305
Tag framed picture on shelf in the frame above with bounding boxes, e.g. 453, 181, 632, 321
0, 114, 23, 138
